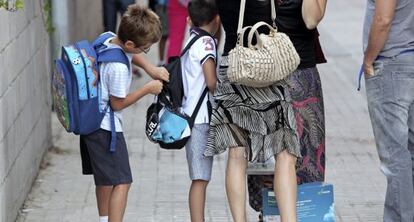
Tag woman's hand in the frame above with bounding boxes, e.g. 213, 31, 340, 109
302, 0, 327, 30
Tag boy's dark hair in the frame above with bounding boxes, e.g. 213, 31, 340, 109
117, 4, 162, 47
188, 0, 218, 27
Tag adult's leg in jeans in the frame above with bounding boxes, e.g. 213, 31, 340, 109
409, 103, 414, 200
102, 0, 117, 32
366, 60, 414, 222
108, 184, 131, 222
119, 0, 135, 15
159, 36, 168, 64
189, 180, 209, 222
274, 150, 297, 222
226, 147, 248, 222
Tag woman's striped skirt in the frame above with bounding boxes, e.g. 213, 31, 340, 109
204, 56, 301, 162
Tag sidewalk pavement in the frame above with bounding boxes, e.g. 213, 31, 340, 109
16, 0, 386, 221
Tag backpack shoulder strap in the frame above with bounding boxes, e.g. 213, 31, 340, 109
92, 32, 116, 49
93, 32, 130, 70
189, 87, 209, 127
97, 48, 130, 70
91, 33, 128, 152
180, 27, 213, 57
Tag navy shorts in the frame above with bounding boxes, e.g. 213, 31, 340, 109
80, 129, 132, 186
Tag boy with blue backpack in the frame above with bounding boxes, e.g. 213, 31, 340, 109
52, 4, 168, 222
82, 5, 168, 222
181, 1, 219, 221
86, 5, 169, 222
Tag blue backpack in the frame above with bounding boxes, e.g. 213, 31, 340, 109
52, 32, 129, 152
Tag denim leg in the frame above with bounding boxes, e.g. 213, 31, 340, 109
102, 0, 118, 32
392, 54, 414, 222
366, 54, 414, 222
119, 0, 135, 15
409, 102, 414, 203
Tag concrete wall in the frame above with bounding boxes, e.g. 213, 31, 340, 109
0, 1, 52, 222
51, 0, 103, 58
0, 0, 103, 222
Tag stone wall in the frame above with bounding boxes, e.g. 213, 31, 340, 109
0, 1, 103, 221
51, 0, 103, 58
0, 1, 52, 222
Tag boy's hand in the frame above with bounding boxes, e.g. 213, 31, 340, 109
149, 66, 170, 82
145, 80, 163, 95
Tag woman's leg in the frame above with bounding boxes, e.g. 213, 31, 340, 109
226, 147, 248, 222
102, 0, 117, 32
189, 180, 209, 222
274, 150, 297, 222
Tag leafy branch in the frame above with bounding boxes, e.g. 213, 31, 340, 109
0, 0, 24, 11
39, 0, 54, 34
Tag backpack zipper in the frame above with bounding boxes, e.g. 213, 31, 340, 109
75, 43, 91, 99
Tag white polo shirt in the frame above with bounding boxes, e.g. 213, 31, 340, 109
181, 30, 217, 124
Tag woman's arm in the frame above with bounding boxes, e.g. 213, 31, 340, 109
301, 0, 327, 30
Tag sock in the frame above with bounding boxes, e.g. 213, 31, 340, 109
99, 216, 108, 222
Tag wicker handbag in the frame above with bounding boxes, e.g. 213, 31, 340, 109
228, 0, 300, 88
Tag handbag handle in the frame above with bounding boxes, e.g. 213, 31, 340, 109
247, 21, 276, 49
237, 0, 277, 34
237, 26, 253, 45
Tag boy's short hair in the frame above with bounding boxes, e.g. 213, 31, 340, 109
117, 4, 162, 47
188, 0, 218, 27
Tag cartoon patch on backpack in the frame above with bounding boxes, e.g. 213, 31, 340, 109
52, 62, 70, 131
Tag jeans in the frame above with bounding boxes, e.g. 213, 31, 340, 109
366, 52, 414, 222
102, 0, 135, 32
